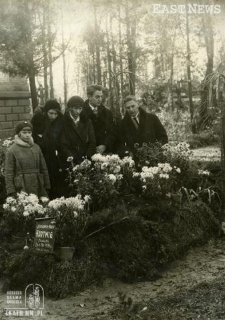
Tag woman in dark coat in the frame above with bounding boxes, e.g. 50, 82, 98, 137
60, 96, 96, 164
5, 121, 50, 197
31, 100, 64, 199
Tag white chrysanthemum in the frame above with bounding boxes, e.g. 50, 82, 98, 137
92, 153, 106, 162
133, 172, 140, 177
67, 156, 73, 162
80, 159, 92, 168
27, 194, 39, 204
40, 197, 49, 203
23, 211, 29, 217
109, 154, 120, 162
175, 168, 181, 173
159, 173, 169, 179
113, 165, 121, 174
84, 195, 91, 202
6, 197, 16, 204
108, 174, 117, 183
101, 163, 108, 170
150, 167, 159, 175
198, 169, 210, 176
121, 156, 135, 167
162, 164, 172, 173
3, 138, 14, 147
48, 197, 65, 210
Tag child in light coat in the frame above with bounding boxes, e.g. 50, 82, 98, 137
5, 121, 50, 198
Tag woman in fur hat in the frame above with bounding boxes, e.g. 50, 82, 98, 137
31, 100, 64, 199
5, 121, 50, 197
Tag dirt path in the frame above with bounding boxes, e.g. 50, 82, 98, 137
1, 237, 225, 319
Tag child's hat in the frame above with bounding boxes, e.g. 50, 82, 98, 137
15, 121, 33, 134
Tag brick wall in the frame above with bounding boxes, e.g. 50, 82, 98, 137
0, 92, 31, 139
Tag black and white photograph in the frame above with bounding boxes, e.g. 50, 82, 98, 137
0, 0, 225, 319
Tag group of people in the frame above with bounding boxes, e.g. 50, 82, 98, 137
4, 84, 168, 199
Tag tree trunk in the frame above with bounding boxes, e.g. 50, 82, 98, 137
42, 6, 48, 102
125, 0, 136, 95
26, 2, 38, 111
47, 4, 54, 99
118, 2, 124, 102
219, 77, 225, 212
110, 15, 120, 116
92, 52, 96, 83
169, 30, 176, 111
29, 72, 38, 111
185, 2, 195, 133
61, 5, 67, 107
199, 15, 214, 129
94, 5, 101, 84
106, 15, 112, 108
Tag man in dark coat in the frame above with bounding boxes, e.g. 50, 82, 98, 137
118, 95, 168, 157
82, 84, 115, 154
60, 96, 96, 163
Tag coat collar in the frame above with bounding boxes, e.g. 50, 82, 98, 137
15, 135, 34, 147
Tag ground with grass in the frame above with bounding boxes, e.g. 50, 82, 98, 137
1, 237, 225, 319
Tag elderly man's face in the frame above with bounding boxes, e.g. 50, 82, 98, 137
124, 100, 139, 117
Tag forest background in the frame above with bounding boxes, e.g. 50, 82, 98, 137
0, 0, 225, 140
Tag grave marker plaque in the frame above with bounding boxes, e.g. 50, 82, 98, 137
34, 218, 56, 253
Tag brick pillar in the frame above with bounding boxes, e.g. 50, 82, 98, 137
0, 92, 31, 139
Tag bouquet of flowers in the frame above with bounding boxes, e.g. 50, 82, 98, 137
134, 162, 181, 203
2, 192, 47, 237
47, 194, 90, 246
67, 155, 135, 211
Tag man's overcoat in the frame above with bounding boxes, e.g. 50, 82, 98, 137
82, 101, 115, 153
118, 107, 168, 155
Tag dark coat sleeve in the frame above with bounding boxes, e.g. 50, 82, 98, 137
58, 130, 74, 160
115, 120, 132, 157
103, 109, 116, 151
86, 120, 96, 158
38, 145, 51, 190
152, 114, 168, 145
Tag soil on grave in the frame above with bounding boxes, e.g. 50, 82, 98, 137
1, 237, 225, 320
